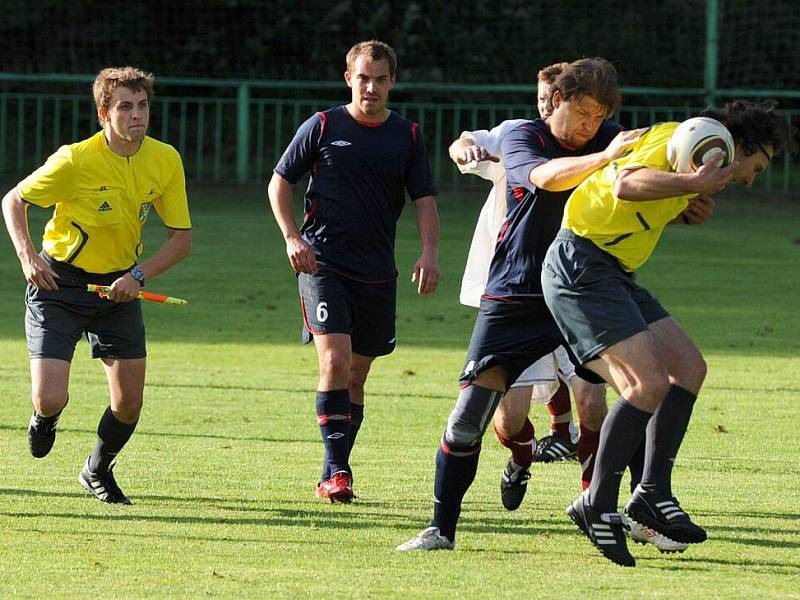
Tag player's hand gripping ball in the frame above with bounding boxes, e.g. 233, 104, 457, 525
667, 117, 735, 173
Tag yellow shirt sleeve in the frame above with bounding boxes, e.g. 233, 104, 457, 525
153, 148, 191, 229
17, 145, 76, 208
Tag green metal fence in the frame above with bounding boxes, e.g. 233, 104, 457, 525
1, 75, 798, 192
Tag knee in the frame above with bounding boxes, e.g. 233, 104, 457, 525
627, 375, 671, 410
574, 384, 607, 429
445, 412, 483, 448
685, 353, 707, 390
114, 395, 143, 420
32, 391, 69, 416
319, 350, 350, 380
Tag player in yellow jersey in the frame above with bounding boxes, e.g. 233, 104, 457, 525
1, 67, 192, 505
541, 100, 794, 566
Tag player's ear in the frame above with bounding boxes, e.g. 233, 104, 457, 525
344, 70, 353, 88
552, 90, 563, 110
97, 107, 108, 125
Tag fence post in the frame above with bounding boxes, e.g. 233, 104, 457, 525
237, 83, 250, 182
704, 0, 719, 107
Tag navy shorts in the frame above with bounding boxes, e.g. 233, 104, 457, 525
25, 254, 146, 362
542, 229, 670, 364
298, 270, 397, 357
459, 297, 564, 389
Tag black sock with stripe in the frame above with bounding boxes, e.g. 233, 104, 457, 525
316, 390, 351, 479
431, 441, 480, 542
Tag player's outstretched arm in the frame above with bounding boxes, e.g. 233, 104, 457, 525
412, 195, 440, 295
449, 135, 499, 167
530, 129, 645, 192
1, 188, 59, 290
268, 172, 317, 275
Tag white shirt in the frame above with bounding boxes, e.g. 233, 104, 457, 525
458, 119, 529, 307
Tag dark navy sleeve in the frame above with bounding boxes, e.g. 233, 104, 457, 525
502, 123, 549, 193
404, 123, 437, 201
274, 113, 323, 184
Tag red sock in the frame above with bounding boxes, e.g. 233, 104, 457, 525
578, 424, 600, 491
546, 381, 573, 442
494, 418, 535, 467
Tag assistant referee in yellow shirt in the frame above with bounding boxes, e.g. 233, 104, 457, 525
1, 67, 192, 504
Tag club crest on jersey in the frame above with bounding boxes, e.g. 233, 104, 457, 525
138, 202, 152, 223
331, 140, 352, 147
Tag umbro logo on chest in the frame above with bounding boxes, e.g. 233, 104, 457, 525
331, 140, 352, 147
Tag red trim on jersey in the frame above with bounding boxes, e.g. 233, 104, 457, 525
304, 202, 318, 220
559, 140, 577, 151
300, 296, 325, 335
536, 133, 545, 147
356, 118, 386, 127
511, 187, 525, 203
496, 219, 511, 242
317, 111, 327, 135
410, 123, 418, 143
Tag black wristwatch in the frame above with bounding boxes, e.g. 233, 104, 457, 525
130, 265, 145, 287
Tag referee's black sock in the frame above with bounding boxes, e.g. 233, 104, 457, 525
588, 398, 651, 512
640, 385, 697, 497
88, 406, 137, 475
316, 390, 351, 478
628, 437, 646, 494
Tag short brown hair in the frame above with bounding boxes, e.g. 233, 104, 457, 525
345, 40, 397, 78
551, 58, 621, 117
93, 66, 154, 124
538, 62, 569, 86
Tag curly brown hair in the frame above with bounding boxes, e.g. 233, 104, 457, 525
700, 100, 797, 157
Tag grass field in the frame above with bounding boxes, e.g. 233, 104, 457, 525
0, 185, 798, 598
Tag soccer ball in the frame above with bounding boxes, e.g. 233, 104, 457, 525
666, 117, 735, 173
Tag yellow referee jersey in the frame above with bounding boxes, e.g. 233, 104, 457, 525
563, 122, 695, 272
17, 131, 191, 273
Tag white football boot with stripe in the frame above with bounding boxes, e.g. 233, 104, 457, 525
628, 519, 688, 553
396, 527, 454, 551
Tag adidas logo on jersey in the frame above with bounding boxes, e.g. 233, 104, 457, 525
97, 201, 113, 212
331, 140, 352, 147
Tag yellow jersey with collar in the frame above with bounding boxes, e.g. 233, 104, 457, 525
17, 131, 190, 273
563, 122, 695, 272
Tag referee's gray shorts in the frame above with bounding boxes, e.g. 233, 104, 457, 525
541, 229, 669, 365
25, 253, 146, 362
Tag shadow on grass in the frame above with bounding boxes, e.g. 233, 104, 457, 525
0, 423, 309, 444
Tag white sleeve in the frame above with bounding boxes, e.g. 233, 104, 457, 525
457, 119, 529, 182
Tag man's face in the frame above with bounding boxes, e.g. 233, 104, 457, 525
537, 81, 552, 118
344, 56, 395, 119
547, 92, 607, 148
99, 86, 149, 144
732, 144, 773, 188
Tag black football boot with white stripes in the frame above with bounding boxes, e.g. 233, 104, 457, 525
533, 433, 577, 462
500, 458, 532, 511
624, 484, 706, 544
79, 458, 133, 505
28, 412, 60, 458
566, 491, 635, 567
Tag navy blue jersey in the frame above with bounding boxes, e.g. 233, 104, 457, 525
484, 118, 622, 299
275, 105, 436, 282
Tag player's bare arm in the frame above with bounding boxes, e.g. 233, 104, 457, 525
448, 135, 499, 166
267, 172, 317, 275
615, 158, 737, 201
530, 129, 645, 192
412, 195, 440, 295
107, 228, 192, 303
1, 188, 59, 290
